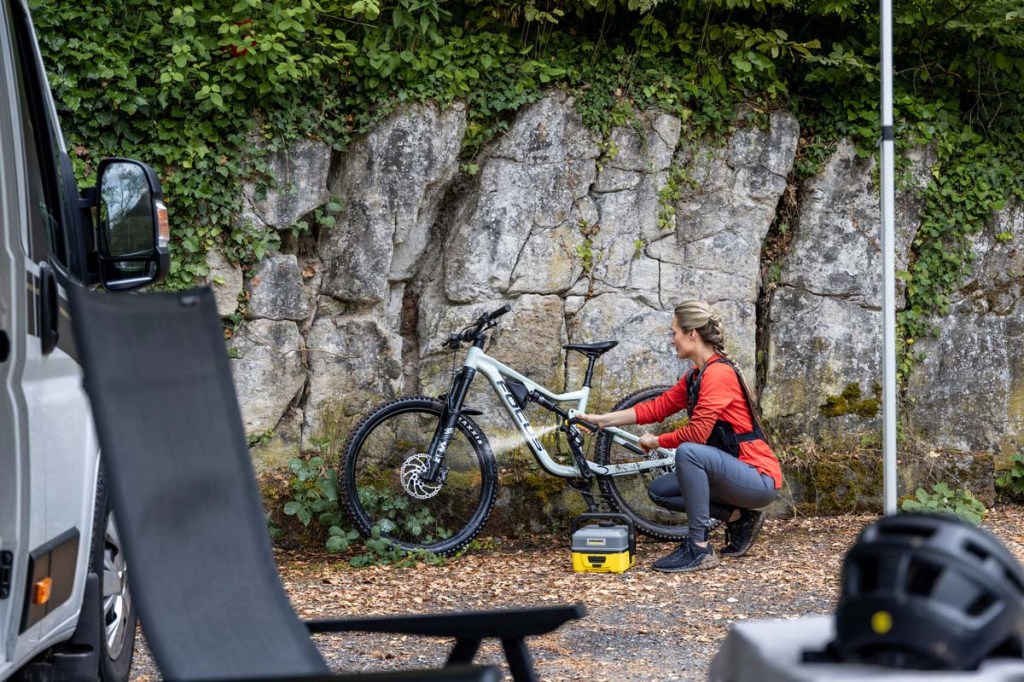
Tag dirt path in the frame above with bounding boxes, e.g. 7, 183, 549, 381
129, 508, 1024, 681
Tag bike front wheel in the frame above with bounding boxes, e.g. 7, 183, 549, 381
341, 396, 498, 556
595, 385, 689, 541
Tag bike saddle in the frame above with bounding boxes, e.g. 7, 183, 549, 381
563, 341, 618, 357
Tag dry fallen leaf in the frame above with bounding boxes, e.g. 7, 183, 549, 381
126, 509, 1024, 681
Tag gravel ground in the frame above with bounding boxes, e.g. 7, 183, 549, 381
128, 508, 1024, 681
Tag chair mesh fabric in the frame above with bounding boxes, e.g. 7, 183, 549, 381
69, 287, 328, 680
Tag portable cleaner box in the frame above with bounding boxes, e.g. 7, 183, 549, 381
571, 513, 636, 573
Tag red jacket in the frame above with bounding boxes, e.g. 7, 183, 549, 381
633, 356, 783, 488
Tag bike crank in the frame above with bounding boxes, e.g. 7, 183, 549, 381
400, 453, 447, 499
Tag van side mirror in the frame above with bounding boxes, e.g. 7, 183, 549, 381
95, 158, 170, 291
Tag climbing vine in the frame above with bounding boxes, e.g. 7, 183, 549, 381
897, 134, 1024, 377
29, 0, 1023, 338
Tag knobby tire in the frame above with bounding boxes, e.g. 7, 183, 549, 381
595, 385, 689, 540
341, 396, 498, 556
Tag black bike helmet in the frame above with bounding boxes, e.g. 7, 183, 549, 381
831, 512, 1024, 670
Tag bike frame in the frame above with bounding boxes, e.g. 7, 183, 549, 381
450, 345, 677, 478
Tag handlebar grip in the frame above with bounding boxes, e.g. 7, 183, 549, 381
569, 417, 602, 433
485, 304, 511, 322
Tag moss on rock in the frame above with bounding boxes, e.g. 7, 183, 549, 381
819, 382, 881, 419
780, 449, 883, 515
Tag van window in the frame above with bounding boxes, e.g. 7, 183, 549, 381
7, 0, 76, 275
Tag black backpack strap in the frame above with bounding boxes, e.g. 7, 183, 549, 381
685, 358, 727, 417
691, 356, 770, 449
718, 358, 771, 448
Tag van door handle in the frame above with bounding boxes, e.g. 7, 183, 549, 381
0, 329, 9, 362
39, 263, 59, 355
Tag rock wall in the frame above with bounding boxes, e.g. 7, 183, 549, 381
905, 200, 1024, 460
761, 143, 934, 444
221, 93, 1021, 508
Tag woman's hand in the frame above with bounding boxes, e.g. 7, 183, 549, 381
574, 408, 638, 432
638, 433, 661, 453
574, 413, 605, 431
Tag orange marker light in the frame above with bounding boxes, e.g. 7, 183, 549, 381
156, 201, 170, 247
34, 577, 52, 605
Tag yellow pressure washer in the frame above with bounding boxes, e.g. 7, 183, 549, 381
570, 513, 636, 573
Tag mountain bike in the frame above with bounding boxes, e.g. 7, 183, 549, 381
340, 304, 687, 555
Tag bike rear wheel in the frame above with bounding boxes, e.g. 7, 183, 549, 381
341, 396, 498, 556
595, 385, 689, 540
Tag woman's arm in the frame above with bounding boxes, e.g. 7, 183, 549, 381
575, 408, 637, 429
632, 376, 689, 425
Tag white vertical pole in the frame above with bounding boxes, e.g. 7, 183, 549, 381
880, 0, 898, 515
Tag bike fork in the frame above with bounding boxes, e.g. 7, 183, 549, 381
422, 366, 476, 483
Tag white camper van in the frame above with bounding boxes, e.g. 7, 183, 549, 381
0, 0, 170, 679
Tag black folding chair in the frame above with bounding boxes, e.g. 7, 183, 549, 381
69, 286, 584, 682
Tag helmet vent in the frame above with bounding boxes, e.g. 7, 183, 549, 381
966, 591, 997, 617
991, 635, 1024, 658
878, 522, 936, 539
855, 556, 880, 594
965, 542, 989, 562
906, 558, 942, 596
1005, 569, 1024, 596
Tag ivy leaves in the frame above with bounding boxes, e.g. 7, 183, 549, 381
31, 0, 1022, 299
896, 133, 1022, 377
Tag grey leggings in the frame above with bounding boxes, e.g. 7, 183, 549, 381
647, 442, 778, 542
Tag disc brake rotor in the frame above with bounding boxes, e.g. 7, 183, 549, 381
400, 453, 444, 500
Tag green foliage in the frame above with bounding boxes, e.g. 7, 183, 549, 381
283, 456, 445, 565
657, 165, 695, 231
248, 429, 275, 446
996, 453, 1024, 498
31, 0, 359, 288
31, 0, 1024, 326
897, 136, 1024, 377
900, 482, 987, 525
632, 238, 646, 260
288, 197, 345, 236
284, 456, 349, 530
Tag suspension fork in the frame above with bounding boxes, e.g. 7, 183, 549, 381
422, 366, 477, 482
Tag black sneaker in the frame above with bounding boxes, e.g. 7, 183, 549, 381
651, 537, 720, 573
721, 509, 766, 558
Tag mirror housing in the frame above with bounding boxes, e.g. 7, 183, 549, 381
94, 158, 170, 291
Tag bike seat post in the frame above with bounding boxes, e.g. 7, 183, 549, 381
583, 356, 598, 388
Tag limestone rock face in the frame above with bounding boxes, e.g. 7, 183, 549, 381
229, 319, 306, 435
905, 200, 1024, 459
415, 295, 568, 437
303, 316, 404, 448
238, 100, 798, 464
762, 143, 932, 441
226, 96, 1019, 516
205, 249, 243, 317
468, 294, 567, 390
319, 102, 466, 303
586, 112, 681, 306
649, 111, 800, 377
242, 138, 332, 230
444, 94, 600, 302
248, 253, 315, 321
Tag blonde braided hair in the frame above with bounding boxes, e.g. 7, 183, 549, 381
673, 300, 766, 432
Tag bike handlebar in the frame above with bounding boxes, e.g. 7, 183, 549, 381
443, 304, 512, 348
484, 304, 512, 323
568, 416, 602, 433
